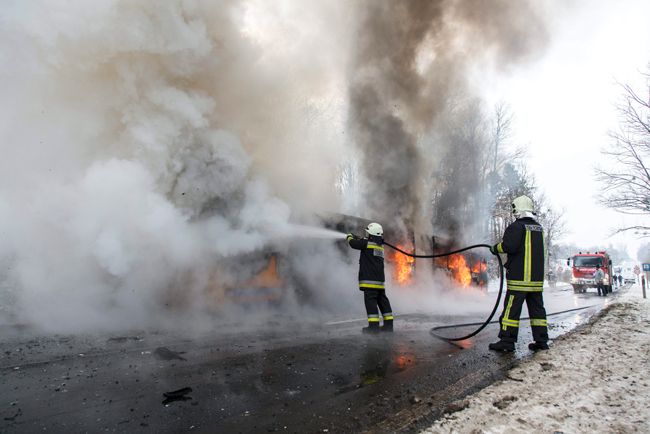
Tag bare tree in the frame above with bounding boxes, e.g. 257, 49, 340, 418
491, 102, 513, 173
429, 98, 491, 241
484, 104, 529, 244
481, 103, 527, 181
488, 162, 566, 273
638, 242, 650, 262
536, 195, 567, 269
490, 162, 537, 241
596, 68, 650, 236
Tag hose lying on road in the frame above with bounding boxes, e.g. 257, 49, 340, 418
430, 305, 599, 341
383, 242, 504, 342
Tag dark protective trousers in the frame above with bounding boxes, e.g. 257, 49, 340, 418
363, 289, 393, 324
498, 290, 548, 343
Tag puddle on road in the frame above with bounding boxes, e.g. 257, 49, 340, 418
394, 354, 416, 371
334, 342, 419, 393
548, 309, 595, 335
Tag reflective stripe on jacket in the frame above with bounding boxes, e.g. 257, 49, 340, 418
495, 217, 545, 292
347, 234, 385, 290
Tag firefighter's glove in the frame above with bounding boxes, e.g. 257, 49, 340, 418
489, 244, 499, 255
347, 233, 361, 241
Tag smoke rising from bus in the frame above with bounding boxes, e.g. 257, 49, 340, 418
0, 0, 547, 331
348, 0, 547, 239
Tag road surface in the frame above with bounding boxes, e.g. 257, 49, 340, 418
0, 284, 619, 433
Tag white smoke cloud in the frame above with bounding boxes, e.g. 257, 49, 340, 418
0, 0, 357, 331
0, 0, 547, 333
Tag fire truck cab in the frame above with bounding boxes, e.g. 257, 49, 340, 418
567, 251, 613, 294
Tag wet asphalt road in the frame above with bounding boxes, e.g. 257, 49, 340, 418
0, 285, 621, 433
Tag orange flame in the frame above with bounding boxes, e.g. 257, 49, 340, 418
471, 259, 488, 287
392, 245, 415, 286
472, 260, 487, 274
219, 255, 285, 303
448, 254, 472, 287
242, 255, 283, 288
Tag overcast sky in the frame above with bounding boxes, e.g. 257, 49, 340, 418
486, 0, 650, 260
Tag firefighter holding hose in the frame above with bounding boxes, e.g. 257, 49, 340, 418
347, 223, 394, 334
489, 195, 549, 352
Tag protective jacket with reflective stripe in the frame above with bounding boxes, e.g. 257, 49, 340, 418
347, 234, 385, 289
495, 217, 545, 292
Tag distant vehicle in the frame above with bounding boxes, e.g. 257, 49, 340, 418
567, 251, 613, 294
619, 263, 637, 285
623, 271, 637, 284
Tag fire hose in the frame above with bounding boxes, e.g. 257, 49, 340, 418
383, 242, 503, 342
383, 242, 598, 343
430, 305, 597, 338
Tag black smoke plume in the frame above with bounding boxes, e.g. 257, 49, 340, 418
348, 0, 547, 239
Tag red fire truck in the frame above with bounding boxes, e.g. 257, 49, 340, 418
567, 251, 613, 294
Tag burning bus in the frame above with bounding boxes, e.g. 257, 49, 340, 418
202, 251, 289, 307
321, 213, 489, 291
434, 251, 488, 289
200, 213, 489, 309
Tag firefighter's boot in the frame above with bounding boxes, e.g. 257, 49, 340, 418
380, 320, 393, 332
488, 340, 515, 352
362, 323, 380, 334
528, 342, 549, 351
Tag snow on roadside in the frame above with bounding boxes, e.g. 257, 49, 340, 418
422, 287, 650, 433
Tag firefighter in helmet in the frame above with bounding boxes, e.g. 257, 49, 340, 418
347, 222, 394, 333
489, 195, 549, 352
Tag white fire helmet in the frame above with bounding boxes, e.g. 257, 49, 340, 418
511, 195, 535, 217
365, 222, 383, 237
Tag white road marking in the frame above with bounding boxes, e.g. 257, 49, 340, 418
325, 318, 366, 325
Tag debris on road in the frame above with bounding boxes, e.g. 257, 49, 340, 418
3, 408, 22, 421
441, 400, 469, 415
107, 336, 142, 343
154, 347, 186, 361
162, 387, 193, 405
492, 395, 517, 410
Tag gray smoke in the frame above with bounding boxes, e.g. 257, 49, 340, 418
0, 0, 549, 332
348, 0, 548, 239
0, 0, 357, 331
